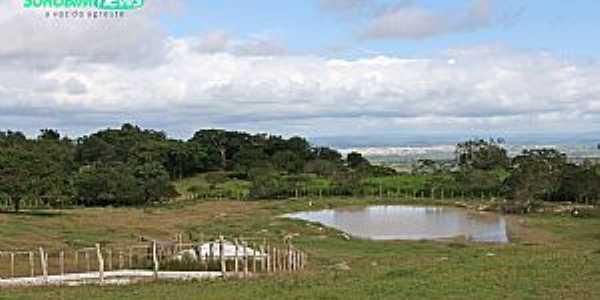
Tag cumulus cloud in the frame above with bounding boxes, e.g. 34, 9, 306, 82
189, 31, 288, 56
363, 0, 493, 39
2, 35, 600, 137
0, 0, 174, 67
0, 0, 598, 138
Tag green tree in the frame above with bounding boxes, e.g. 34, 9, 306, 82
556, 164, 600, 203
74, 163, 141, 206
190, 129, 251, 170
0, 140, 36, 211
505, 149, 567, 204
304, 159, 340, 177
311, 147, 343, 162
134, 162, 173, 204
33, 132, 76, 207
0, 131, 75, 211
272, 151, 303, 174
347, 152, 369, 169
456, 139, 509, 170
76, 135, 116, 164
232, 145, 268, 175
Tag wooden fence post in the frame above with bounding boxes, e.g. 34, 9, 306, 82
290, 248, 296, 272
74, 251, 79, 272
266, 245, 271, 273
118, 251, 124, 270
273, 248, 278, 272
10, 252, 15, 278
178, 233, 183, 252
59, 250, 64, 276
234, 239, 239, 273
287, 242, 292, 272
39, 248, 48, 283
128, 248, 133, 269
96, 244, 104, 284
243, 241, 248, 277
219, 236, 226, 277
203, 253, 209, 271
260, 244, 266, 272
85, 250, 90, 272
280, 247, 284, 271
107, 249, 112, 271
252, 244, 257, 273
29, 251, 34, 277
152, 241, 159, 280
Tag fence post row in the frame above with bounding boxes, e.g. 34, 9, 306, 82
0, 236, 307, 283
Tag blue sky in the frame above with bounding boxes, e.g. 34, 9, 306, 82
1, 0, 600, 143
160, 0, 599, 59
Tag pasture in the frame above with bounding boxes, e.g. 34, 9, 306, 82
0, 196, 599, 299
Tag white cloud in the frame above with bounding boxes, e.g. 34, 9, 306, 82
189, 30, 288, 56
0, 1, 598, 138
2, 37, 600, 137
0, 0, 174, 66
362, 0, 493, 39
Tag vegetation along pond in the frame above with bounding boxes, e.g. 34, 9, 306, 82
286, 205, 509, 243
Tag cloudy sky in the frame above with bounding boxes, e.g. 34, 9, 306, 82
1, 0, 599, 142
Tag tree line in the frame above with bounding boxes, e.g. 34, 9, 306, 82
452, 139, 600, 212
1, 125, 598, 213
0, 124, 385, 211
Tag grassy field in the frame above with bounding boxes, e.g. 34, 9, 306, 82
1, 197, 599, 299
172, 173, 464, 200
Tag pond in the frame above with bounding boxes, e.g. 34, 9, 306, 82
285, 205, 509, 243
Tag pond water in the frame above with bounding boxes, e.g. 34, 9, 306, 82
285, 206, 509, 243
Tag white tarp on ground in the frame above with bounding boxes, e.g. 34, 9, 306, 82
0, 271, 223, 287
195, 242, 267, 259
171, 241, 269, 262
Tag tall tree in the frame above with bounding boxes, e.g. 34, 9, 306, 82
190, 129, 251, 169
506, 149, 567, 202
456, 139, 509, 170
347, 152, 369, 169
0, 139, 36, 211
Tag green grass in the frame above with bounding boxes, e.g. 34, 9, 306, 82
173, 172, 252, 198
363, 175, 433, 191
1, 197, 599, 299
172, 173, 448, 201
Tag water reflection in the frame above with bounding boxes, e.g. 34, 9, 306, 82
286, 206, 508, 243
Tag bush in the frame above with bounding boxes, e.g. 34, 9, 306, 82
74, 162, 174, 207
205, 172, 229, 189
249, 174, 292, 199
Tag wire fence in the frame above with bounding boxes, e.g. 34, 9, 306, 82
0, 235, 307, 287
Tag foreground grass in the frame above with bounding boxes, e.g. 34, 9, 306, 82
1, 198, 599, 299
